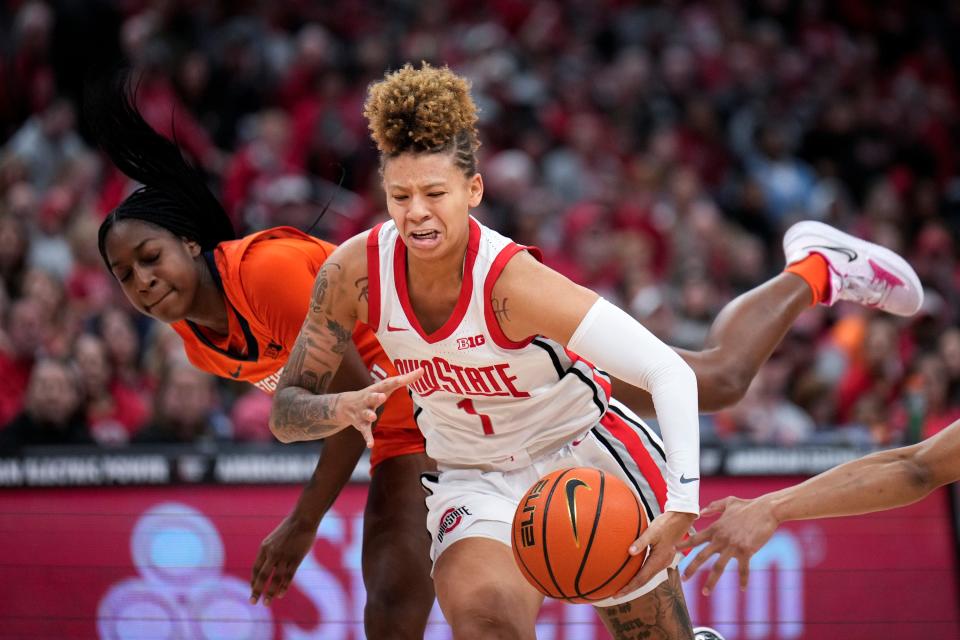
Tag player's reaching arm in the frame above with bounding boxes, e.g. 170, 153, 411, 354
679, 418, 960, 594
250, 427, 366, 605
270, 237, 421, 446
494, 252, 701, 593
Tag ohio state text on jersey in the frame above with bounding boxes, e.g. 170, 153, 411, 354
366, 217, 611, 470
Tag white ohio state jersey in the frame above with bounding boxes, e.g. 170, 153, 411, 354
366, 217, 611, 469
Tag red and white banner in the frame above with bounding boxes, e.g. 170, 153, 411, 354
0, 479, 956, 639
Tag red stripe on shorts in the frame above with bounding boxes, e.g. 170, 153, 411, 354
599, 410, 667, 511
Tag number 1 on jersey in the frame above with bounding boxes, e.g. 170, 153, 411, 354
456, 398, 494, 435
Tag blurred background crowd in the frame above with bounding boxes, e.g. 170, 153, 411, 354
0, 0, 958, 451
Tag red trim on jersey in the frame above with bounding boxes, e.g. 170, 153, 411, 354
366, 224, 384, 332
564, 348, 612, 401
599, 410, 668, 511
394, 218, 481, 344
484, 243, 535, 349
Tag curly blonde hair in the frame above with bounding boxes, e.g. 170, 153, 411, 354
363, 62, 480, 176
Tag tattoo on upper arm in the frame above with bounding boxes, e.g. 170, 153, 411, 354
311, 263, 342, 314
355, 277, 369, 302
595, 570, 693, 640
492, 297, 510, 323
327, 319, 353, 354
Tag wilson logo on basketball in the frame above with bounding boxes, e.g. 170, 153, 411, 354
456, 334, 486, 350
437, 505, 472, 543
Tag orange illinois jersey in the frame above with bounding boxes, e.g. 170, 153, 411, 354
169, 226, 422, 467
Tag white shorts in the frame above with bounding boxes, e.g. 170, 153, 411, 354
420, 400, 680, 607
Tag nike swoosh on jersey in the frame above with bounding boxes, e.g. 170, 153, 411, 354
386, 323, 408, 332
803, 244, 857, 262
680, 474, 700, 484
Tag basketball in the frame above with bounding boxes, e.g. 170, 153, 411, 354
511, 467, 648, 603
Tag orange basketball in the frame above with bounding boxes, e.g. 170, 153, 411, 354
511, 467, 648, 603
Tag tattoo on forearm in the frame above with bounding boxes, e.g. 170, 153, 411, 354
492, 297, 510, 322
271, 391, 342, 441
355, 277, 369, 302
596, 570, 693, 640
297, 371, 332, 395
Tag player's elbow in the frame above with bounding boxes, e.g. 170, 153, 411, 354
268, 393, 296, 443
268, 418, 294, 444
900, 449, 937, 495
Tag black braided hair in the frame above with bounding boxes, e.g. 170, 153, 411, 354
85, 70, 235, 269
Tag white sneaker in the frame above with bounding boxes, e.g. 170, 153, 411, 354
693, 627, 726, 640
783, 220, 923, 316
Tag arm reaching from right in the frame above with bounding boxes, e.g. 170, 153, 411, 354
679, 418, 960, 594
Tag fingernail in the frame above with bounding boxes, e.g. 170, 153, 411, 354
702, 588, 709, 596
629, 546, 638, 554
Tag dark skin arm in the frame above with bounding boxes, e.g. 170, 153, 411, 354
679, 418, 960, 595
611, 273, 811, 416
251, 338, 373, 606
249, 427, 367, 605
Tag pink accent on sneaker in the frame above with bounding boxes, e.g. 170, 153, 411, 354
869, 259, 905, 288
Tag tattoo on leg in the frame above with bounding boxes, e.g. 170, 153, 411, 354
355, 277, 369, 303
492, 297, 510, 323
596, 571, 693, 640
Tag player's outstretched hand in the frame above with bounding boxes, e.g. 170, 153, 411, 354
249, 514, 317, 606
339, 368, 423, 448
676, 496, 779, 595
615, 510, 697, 597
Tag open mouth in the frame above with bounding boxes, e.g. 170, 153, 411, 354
410, 230, 439, 241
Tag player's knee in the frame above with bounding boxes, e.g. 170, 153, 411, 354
698, 362, 752, 411
362, 548, 434, 635
364, 593, 431, 640
444, 584, 532, 639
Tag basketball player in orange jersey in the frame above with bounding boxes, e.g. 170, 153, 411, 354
679, 418, 960, 596
267, 63, 922, 640
87, 75, 433, 638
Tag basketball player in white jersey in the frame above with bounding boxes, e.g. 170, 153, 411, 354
268, 63, 925, 639
270, 62, 702, 638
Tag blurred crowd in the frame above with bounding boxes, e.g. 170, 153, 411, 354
1, 0, 958, 451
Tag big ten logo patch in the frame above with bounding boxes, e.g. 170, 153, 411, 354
456, 334, 486, 350
437, 505, 472, 543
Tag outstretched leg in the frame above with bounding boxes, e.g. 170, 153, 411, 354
614, 272, 811, 415
615, 221, 924, 417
